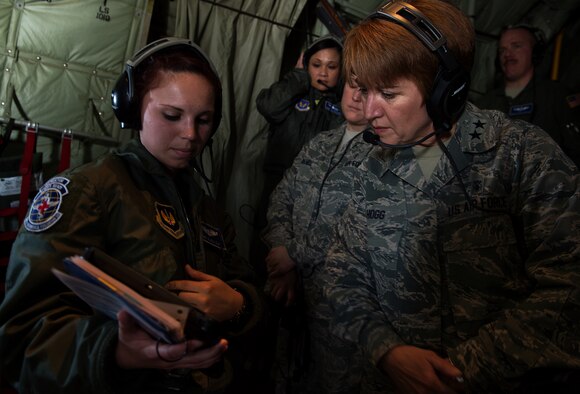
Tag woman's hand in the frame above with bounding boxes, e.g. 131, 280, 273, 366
265, 246, 296, 277
165, 265, 244, 322
268, 269, 297, 306
295, 51, 305, 69
115, 310, 227, 370
379, 345, 465, 394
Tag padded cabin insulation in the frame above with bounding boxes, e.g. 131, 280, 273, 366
0, 0, 154, 168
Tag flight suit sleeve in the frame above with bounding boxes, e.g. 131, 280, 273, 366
0, 174, 140, 394
255, 68, 310, 125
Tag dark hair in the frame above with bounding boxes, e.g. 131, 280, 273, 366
302, 35, 343, 69
134, 48, 223, 130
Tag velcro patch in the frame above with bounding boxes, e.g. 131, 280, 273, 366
295, 98, 311, 112
508, 103, 533, 116
24, 177, 70, 232
201, 221, 226, 251
325, 100, 342, 116
155, 202, 184, 239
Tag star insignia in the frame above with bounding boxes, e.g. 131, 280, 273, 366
473, 120, 485, 129
470, 129, 482, 140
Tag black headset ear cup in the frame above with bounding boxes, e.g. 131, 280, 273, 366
368, 2, 469, 131
111, 68, 138, 129
427, 67, 470, 129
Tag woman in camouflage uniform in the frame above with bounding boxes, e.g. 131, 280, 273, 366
324, 1, 580, 393
262, 82, 378, 394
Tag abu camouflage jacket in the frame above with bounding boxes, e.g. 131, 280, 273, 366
325, 104, 580, 392
263, 125, 378, 394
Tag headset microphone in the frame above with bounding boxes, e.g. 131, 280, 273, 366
362, 127, 442, 149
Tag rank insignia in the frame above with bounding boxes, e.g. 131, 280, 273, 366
24, 177, 70, 232
155, 202, 184, 239
201, 221, 226, 251
295, 98, 311, 112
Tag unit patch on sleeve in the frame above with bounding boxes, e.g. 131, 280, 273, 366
24, 177, 70, 232
295, 98, 311, 112
155, 202, 184, 239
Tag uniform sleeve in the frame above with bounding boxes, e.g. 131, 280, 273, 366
262, 132, 336, 268
0, 174, 137, 394
255, 68, 310, 124
324, 171, 406, 365
448, 126, 580, 390
261, 141, 306, 249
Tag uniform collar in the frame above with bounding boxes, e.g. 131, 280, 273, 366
366, 103, 499, 188
454, 103, 500, 154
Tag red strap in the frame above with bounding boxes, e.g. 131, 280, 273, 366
58, 129, 73, 173
18, 123, 38, 224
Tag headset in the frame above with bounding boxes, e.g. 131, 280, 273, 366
366, 1, 470, 137
111, 37, 222, 132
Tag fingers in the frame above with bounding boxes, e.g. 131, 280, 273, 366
156, 340, 189, 363
185, 265, 211, 280
285, 287, 295, 307
165, 266, 210, 293
271, 284, 284, 302
163, 338, 228, 370
117, 310, 133, 330
432, 357, 464, 392
269, 266, 283, 277
117, 310, 139, 340
431, 355, 463, 380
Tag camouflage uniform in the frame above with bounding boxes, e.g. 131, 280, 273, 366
263, 124, 379, 393
324, 103, 580, 393
252, 68, 345, 284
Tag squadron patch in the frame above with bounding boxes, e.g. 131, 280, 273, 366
24, 177, 70, 232
295, 98, 311, 112
201, 221, 226, 251
155, 202, 184, 239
